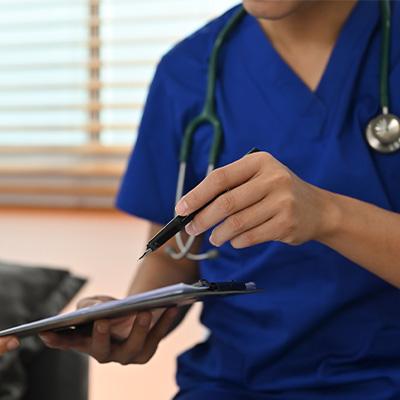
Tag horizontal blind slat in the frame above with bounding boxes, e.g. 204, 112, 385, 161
0, 185, 118, 197
0, 60, 157, 70
0, 145, 130, 155
0, 164, 124, 177
0, 124, 138, 131
0, 82, 149, 90
0, 0, 238, 207
0, 103, 142, 111
0, 37, 180, 49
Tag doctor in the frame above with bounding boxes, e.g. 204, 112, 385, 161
41, 0, 400, 399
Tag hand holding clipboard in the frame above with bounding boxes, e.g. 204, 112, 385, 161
0, 280, 259, 338
0, 280, 260, 364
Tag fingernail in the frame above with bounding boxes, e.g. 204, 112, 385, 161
185, 222, 197, 235
83, 300, 102, 308
138, 314, 150, 327
209, 234, 219, 247
97, 322, 109, 334
175, 200, 188, 215
6, 338, 19, 351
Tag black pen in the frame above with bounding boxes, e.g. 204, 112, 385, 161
138, 147, 261, 260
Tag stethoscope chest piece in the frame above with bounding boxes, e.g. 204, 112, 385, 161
366, 113, 400, 153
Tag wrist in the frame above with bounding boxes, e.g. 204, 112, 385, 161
314, 187, 343, 244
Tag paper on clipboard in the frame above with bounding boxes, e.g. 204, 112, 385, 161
0, 280, 260, 338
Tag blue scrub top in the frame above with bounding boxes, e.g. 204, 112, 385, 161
117, 1, 400, 398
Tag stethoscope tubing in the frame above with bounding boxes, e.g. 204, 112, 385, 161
166, 163, 218, 260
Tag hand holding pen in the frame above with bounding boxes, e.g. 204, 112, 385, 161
139, 147, 260, 260
173, 148, 336, 250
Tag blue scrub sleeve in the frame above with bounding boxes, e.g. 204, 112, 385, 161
115, 59, 180, 226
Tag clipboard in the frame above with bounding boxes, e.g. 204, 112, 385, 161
0, 280, 260, 338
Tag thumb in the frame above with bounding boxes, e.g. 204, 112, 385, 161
77, 295, 116, 309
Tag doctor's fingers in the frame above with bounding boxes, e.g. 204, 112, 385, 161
40, 316, 136, 360
185, 178, 267, 237
39, 330, 92, 351
62, 314, 148, 364
175, 151, 266, 216
209, 195, 280, 246
77, 295, 115, 309
40, 319, 120, 355
230, 212, 301, 249
87, 319, 115, 362
90, 313, 151, 363
105, 311, 152, 364
111, 307, 178, 365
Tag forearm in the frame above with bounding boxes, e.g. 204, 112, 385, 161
126, 222, 201, 334
127, 248, 200, 296
127, 254, 197, 295
127, 223, 201, 296
317, 189, 400, 287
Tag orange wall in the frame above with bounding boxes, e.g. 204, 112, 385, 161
0, 208, 203, 400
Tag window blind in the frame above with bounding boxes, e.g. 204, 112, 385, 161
0, 0, 238, 208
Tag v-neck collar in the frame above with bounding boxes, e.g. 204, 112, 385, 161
315, 0, 379, 102
237, 0, 380, 123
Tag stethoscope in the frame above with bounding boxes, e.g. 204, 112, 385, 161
366, 0, 400, 153
166, 0, 400, 261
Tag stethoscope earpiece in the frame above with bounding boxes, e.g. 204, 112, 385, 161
365, 113, 400, 153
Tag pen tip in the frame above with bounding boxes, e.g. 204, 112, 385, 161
138, 248, 152, 261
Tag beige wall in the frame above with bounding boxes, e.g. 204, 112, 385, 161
0, 208, 203, 400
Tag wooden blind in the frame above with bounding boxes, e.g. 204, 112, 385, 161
0, 0, 237, 208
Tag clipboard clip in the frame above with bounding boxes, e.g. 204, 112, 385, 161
193, 279, 257, 292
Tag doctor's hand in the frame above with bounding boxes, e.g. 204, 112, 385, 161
175, 151, 336, 248
0, 336, 19, 354
39, 296, 178, 365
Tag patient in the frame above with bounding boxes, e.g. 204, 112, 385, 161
0, 336, 19, 354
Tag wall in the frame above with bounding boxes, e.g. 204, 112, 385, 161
0, 208, 203, 400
